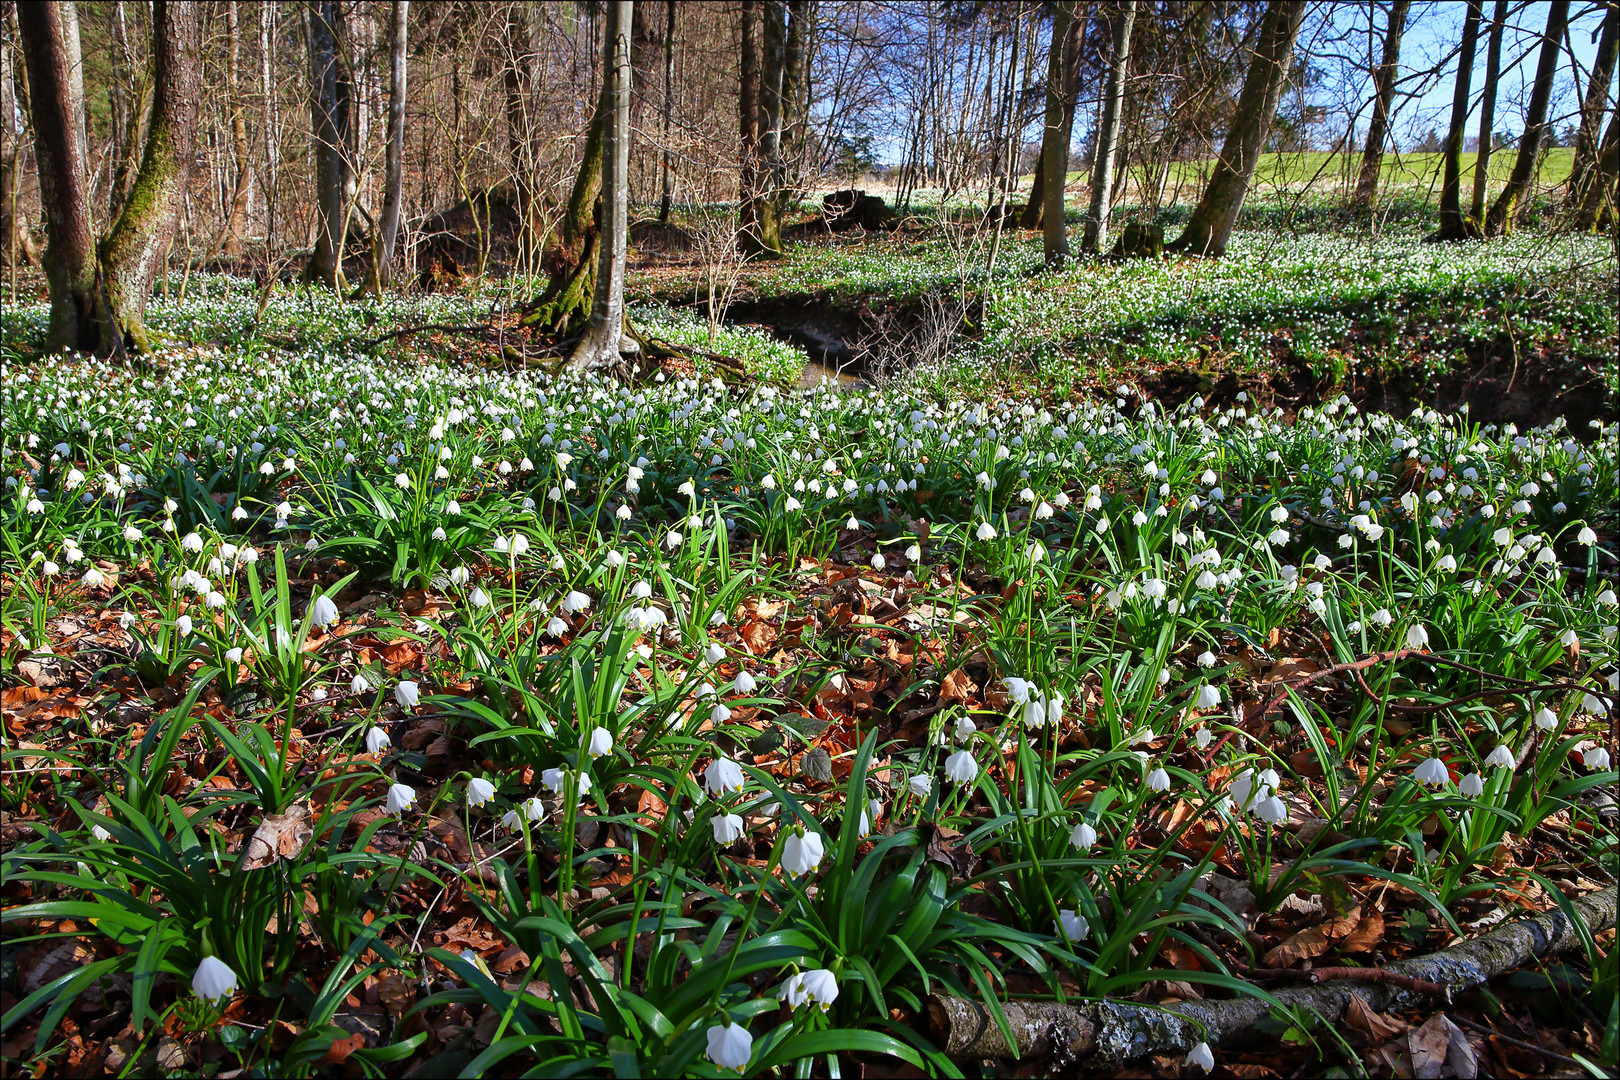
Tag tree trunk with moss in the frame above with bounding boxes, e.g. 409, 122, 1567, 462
2, 2, 43, 270
522, 79, 606, 338
95, 0, 200, 355
1350, 0, 1410, 217
1572, 105, 1619, 231
16, 0, 96, 352
567, 0, 632, 370
1167, 0, 1306, 257
1434, 0, 1482, 240
1484, 0, 1568, 236
736, 0, 762, 255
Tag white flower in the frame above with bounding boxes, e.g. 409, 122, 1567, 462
503, 797, 545, 830
705, 1021, 753, 1072
975, 521, 997, 541
1254, 795, 1288, 823
1003, 677, 1033, 704
1413, 757, 1449, 787
587, 727, 614, 759
777, 972, 810, 1008
1055, 908, 1090, 941
467, 777, 496, 807
175, 614, 193, 636
908, 774, 932, 799
561, 590, 592, 614
394, 472, 411, 489
1405, 623, 1429, 650
1186, 1041, 1215, 1073
1584, 746, 1612, 770
1485, 744, 1516, 769
1069, 821, 1097, 850
870, 552, 886, 571
799, 968, 839, 1010
710, 702, 732, 723
309, 594, 339, 628
944, 749, 979, 784
1146, 767, 1171, 792
191, 956, 239, 1003
1534, 706, 1559, 730
704, 756, 746, 795
906, 543, 922, 561
1196, 684, 1222, 709
469, 587, 490, 608
733, 669, 756, 694
1577, 526, 1597, 545
386, 783, 417, 814
781, 830, 825, 878
1458, 772, 1485, 797
1370, 608, 1393, 627
712, 813, 745, 844
395, 680, 420, 709
704, 642, 726, 665
545, 616, 568, 637
365, 727, 391, 754
1194, 727, 1214, 749
1196, 650, 1216, 668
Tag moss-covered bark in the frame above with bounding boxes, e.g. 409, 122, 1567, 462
521, 80, 606, 338
96, 0, 200, 355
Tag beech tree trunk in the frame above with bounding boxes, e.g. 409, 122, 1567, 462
1351, 0, 1410, 216
1168, 0, 1307, 257
742, 0, 799, 258
1484, 0, 1569, 236
1033, 3, 1077, 259
1, 1, 43, 270
221, 1, 253, 257
1572, 104, 1619, 231
17, 0, 96, 353
373, 0, 408, 288
95, 0, 201, 355
522, 77, 605, 337
304, 0, 356, 290
568, 0, 632, 370
1435, 0, 1482, 239
1469, 0, 1506, 223
1566, 1, 1619, 219
737, 0, 762, 254
1080, 0, 1136, 256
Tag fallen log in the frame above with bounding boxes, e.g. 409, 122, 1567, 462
926, 885, 1615, 1064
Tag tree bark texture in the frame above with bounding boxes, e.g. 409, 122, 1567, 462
1572, 104, 1619, 230
96, 0, 201, 354
1080, 0, 1136, 256
568, 0, 632, 370
17, 0, 96, 352
1436, 0, 1482, 239
1033, 2, 1078, 258
1, 1, 43, 269
1469, 0, 1507, 223
1566, 1, 1618, 217
1168, 0, 1307, 257
374, 0, 408, 287
1351, 0, 1411, 215
221, 0, 253, 257
304, 0, 356, 289
1484, 0, 1569, 235
657, 0, 676, 223
928, 886, 1616, 1065
737, 0, 762, 254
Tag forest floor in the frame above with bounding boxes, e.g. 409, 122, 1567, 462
1, 212, 1618, 1079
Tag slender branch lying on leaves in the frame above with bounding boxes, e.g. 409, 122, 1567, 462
926, 884, 1616, 1063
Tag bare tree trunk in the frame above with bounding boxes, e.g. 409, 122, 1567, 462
1034, 3, 1076, 260
1351, 0, 1410, 215
1469, 0, 1507, 223
303, 0, 355, 290
221, 0, 253, 257
569, 0, 631, 371
1, 1, 43, 269
1484, 0, 1569, 235
657, 0, 676, 223
1566, 1, 1618, 216
16, 0, 96, 352
1168, 0, 1308, 257
1435, 0, 1482, 239
1080, 0, 1136, 256
261, 1, 279, 254
373, 0, 406, 287
96, 0, 201, 355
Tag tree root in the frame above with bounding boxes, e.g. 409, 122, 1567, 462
926, 885, 1616, 1064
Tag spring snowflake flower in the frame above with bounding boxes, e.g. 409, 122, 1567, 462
467, 777, 496, 808
1146, 766, 1171, 792
975, 521, 997, 541
799, 969, 839, 1010
711, 813, 745, 844
587, 728, 614, 759
1577, 526, 1597, 545
1196, 650, 1217, 668
1186, 1041, 1215, 1073
1584, 746, 1612, 770
733, 669, 756, 694
1069, 821, 1097, 850
1413, 758, 1449, 787
502, 798, 545, 830
1196, 684, 1222, 709
545, 616, 568, 637
1458, 772, 1485, 797
908, 774, 932, 798
782, 829, 825, 878
705, 1021, 752, 1072
704, 642, 726, 664
704, 756, 746, 795
1405, 624, 1429, 649
1003, 677, 1033, 703
944, 749, 979, 783
1485, 744, 1516, 769
386, 783, 417, 815
1055, 909, 1090, 941
395, 680, 420, 709
192, 956, 239, 1003
1254, 795, 1288, 823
